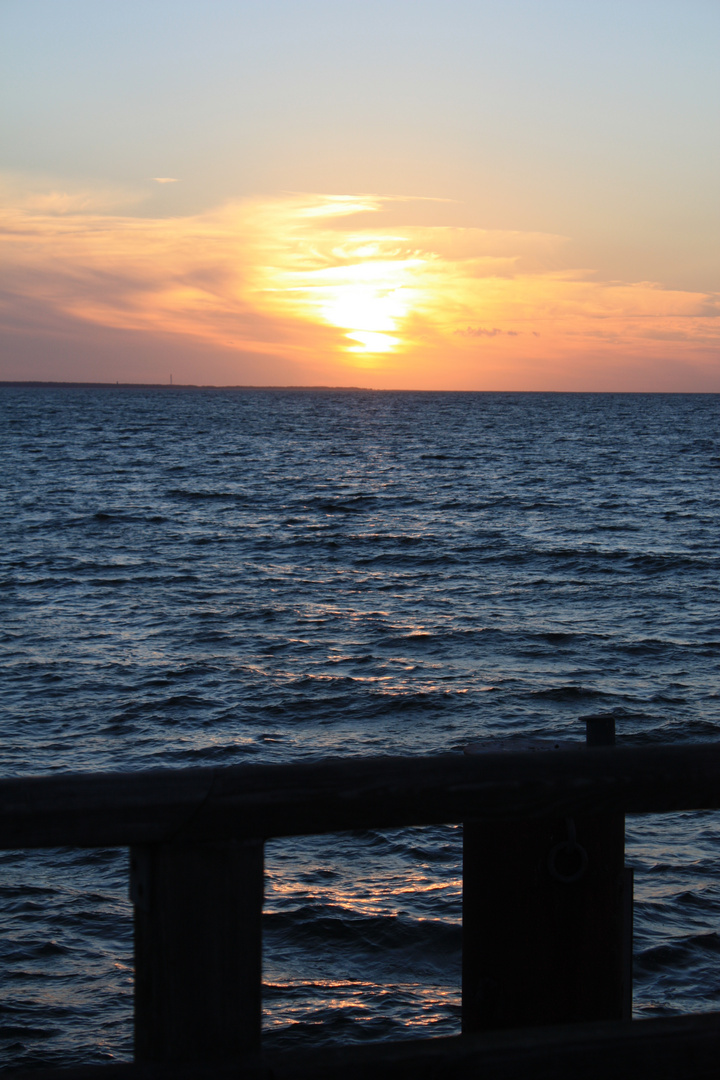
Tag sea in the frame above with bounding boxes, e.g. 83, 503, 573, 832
0, 385, 719, 1068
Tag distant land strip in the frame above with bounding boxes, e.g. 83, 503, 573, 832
0, 381, 376, 390
1, 383, 711, 394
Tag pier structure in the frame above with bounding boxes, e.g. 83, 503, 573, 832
2, 727, 720, 1078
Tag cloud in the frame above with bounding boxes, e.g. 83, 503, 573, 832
0, 179, 718, 389
152, 177, 181, 184
455, 327, 514, 337
0, 170, 144, 214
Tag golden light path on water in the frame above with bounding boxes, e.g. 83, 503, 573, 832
263, 981, 461, 1032
263, 823, 464, 1036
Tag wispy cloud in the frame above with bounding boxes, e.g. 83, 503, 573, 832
1, 178, 718, 388
455, 326, 524, 338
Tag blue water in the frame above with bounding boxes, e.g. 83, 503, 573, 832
1, 386, 719, 1067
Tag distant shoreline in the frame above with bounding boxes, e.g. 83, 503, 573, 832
0, 382, 715, 394
0, 381, 374, 391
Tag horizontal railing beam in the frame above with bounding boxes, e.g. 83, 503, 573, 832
5, 1012, 720, 1080
2, 744, 720, 849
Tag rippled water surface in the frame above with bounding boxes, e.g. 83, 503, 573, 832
1, 386, 719, 1067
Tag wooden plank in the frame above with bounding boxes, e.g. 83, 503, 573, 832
0, 767, 214, 848
5, 1012, 720, 1079
131, 840, 263, 1062
2, 744, 720, 849
259, 1011, 720, 1080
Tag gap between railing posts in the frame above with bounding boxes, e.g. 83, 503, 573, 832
462, 715, 633, 1033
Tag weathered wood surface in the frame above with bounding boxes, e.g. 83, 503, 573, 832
5, 1012, 720, 1079
2, 744, 720, 849
132, 841, 263, 1061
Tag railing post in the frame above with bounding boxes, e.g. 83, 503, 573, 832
131, 839, 263, 1063
462, 718, 631, 1032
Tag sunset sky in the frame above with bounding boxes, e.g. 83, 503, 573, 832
1, 0, 719, 390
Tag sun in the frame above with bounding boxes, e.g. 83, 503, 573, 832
251, 198, 430, 357
317, 265, 412, 353
300, 254, 423, 354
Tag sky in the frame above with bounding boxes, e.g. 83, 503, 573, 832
1, 0, 719, 390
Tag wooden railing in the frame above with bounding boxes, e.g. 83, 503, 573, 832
3, 739, 720, 1078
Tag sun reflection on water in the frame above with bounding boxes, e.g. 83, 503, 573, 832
263, 827, 463, 1045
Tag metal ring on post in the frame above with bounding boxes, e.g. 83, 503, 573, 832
547, 816, 589, 883
547, 839, 589, 883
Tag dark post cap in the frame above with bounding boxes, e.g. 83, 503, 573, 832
585, 715, 616, 746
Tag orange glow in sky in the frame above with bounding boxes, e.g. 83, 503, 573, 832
2, 3, 719, 389
1, 184, 719, 390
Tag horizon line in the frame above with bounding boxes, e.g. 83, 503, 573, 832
0, 382, 716, 395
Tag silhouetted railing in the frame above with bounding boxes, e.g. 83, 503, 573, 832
2, 737, 720, 1078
